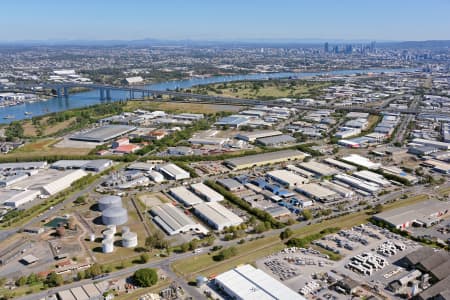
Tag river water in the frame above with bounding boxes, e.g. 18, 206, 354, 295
0, 68, 415, 124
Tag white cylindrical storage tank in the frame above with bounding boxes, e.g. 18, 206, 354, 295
102, 207, 128, 225
122, 226, 130, 235
106, 224, 117, 234
102, 238, 114, 253
102, 229, 114, 239
89, 233, 96, 242
98, 196, 122, 211
122, 232, 138, 248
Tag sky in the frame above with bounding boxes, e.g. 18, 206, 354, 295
0, 0, 449, 42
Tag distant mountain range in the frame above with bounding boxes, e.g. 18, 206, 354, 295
0, 38, 449, 48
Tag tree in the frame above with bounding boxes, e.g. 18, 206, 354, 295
133, 268, 158, 287
140, 253, 149, 263
301, 209, 313, 220
280, 228, 293, 240
16, 276, 27, 287
46, 272, 63, 287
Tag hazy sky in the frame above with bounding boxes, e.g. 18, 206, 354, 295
1, 0, 449, 41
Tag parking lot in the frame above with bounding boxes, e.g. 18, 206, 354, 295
256, 223, 422, 299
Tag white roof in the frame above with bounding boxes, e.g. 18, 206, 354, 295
42, 169, 88, 195
151, 203, 199, 235
267, 169, 308, 186
341, 154, 381, 170
191, 182, 224, 202
169, 186, 204, 206
296, 183, 337, 199
194, 202, 243, 229
215, 264, 304, 300
299, 161, 339, 176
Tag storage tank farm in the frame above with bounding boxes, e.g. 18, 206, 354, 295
97, 195, 130, 253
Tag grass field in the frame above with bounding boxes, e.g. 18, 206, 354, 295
125, 101, 242, 114
187, 80, 332, 100
171, 193, 429, 280
1, 138, 91, 159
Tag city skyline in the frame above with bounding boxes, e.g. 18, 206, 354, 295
0, 0, 449, 42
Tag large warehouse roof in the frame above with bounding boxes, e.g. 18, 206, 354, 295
70, 125, 136, 142
0, 161, 47, 171
151, 203, 202, 235
341, 154, 381, 170
299, 161, 339, 176
41, 169, 88, 195
215, 264, 305, 300
191, 182, 224, 202
169, 186, 204, 207
373, 200, 449, 228
267, 169, 308, 187
225, 150, 308, 170
295, 183, 338, 201
194, 202, 243, 230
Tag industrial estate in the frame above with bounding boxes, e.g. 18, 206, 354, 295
0, 6, 450, 300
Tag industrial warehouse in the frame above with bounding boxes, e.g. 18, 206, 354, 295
169, 186, 204, 207
193, 202, 243, 230
224, 149, 309, 170
191, 182, 224, 202
214, 264, 305, 300
373, 199, 449, 229
150, 203, 205, 235
70, 125, 136, 143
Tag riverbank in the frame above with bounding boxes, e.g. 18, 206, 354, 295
0, 67, 416, 123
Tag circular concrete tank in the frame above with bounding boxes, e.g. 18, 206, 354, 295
122, 232, 138, 248
102, 238, 114, 253
98, 196, 122, 211
102, 207, 128, 225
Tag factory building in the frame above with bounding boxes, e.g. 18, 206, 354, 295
191, 182, 224, 202
194, 202, 243, 231
299, 161, 339, 177
51, 159, 112, 172
285, 164, 314, 178
70, 125, 136, 143
412, 138, 450, 151
169, 186, 204, 207
320, 181, 355, 198
41, 169, 88, 195
224, 150, 308, 170
373, 200, 449, 229
157, 163, 190, 180
0, 161, 47, 171
214, 264, 305, 300
3, 190, 41, 208
334, 174, 380, 194
353, 170, 391, 187
380, 166, 419, 184
266, 169, 308, 188
341, 154, 381, 170
256, 134, 296, 147
295, 183, 338, 202
235, 130, 283, 142
216, 178, 244, 191
323, 158, 357, 171
151, 203, 205, 235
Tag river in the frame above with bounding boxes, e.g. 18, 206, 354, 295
0, 67, 415, 124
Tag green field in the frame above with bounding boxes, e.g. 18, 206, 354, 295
186, 79, 332, 100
